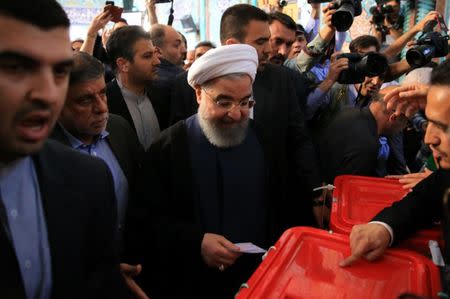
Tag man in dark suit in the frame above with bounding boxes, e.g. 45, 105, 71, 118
340, 60, 450, 272
0, 1, 127, 298
50, 52, 143, 239
169, 4, 322, 226
106, 26, 170, 150
317, 94, 408, 183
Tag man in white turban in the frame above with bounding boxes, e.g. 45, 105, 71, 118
123, 44, 300, 299
187, 43, 258, 148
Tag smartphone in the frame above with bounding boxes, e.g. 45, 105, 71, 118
104, 1, 123, 23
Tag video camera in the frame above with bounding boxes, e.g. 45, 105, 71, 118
406, 18, 449, 68
307, 0, 362, 32
336, 52, 388, 84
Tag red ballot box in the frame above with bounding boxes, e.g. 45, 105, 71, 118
236, 227, 442, 299
330, 175, 443, 256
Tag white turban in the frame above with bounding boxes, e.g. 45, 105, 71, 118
187, 44, 258, 88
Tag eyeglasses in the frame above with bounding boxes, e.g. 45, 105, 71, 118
202, 88, 255, 111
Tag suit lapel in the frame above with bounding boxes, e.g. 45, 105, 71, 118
106, 80, 137, 133
105, 117, 131, 182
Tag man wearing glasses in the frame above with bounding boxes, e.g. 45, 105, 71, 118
123, 44, 299, 299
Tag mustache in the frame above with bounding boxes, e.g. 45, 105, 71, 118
269, 54, 286, 62
14, 101, 52, 121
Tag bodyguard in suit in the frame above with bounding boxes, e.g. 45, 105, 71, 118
0, 1, 127, 298
340, 60, 450, 273
106, 26, 170, 150
50, 52, 144, 238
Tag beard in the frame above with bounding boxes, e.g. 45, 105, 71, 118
198, 104, 249, 148
269, 53, 286, 65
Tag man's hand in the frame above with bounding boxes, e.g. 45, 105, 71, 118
201, 233, 242, 270
386, 169, 432, 191
384, 84, 429, 117
327, 53, 349, 82
120, 263, 149, 299
322, 4, 337, 30
413, 11, 440, 33
339, 223, 391, 267
87, 9, 113, 38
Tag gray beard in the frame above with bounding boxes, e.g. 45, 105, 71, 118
198, 106, 249, 148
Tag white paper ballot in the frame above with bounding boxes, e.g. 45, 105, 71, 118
235, 242, 267, 254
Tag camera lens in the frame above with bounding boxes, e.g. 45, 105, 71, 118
332, 3, 355, 32
278, 0, 288, 7
406, 45, 436, 67
365, 52, 388, 76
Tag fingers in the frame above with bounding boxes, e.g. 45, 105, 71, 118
219, 236, 241, 253
124, 277, 150, 299
385, 175, 403, 179
120, 263, 142, 277
339, 253, 360, 267
364, 247, 386, 262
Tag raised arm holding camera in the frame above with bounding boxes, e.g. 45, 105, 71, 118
370, 0, 403, 44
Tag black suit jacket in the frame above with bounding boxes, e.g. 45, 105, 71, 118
0, 140, 127, 299
124, 120, 305, 298
106, 79, 171, 132
170, 64, 321, 213
50, 114, 144, 191
373, 169, 450, 260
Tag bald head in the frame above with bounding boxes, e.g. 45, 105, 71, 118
150, 24, 184, 66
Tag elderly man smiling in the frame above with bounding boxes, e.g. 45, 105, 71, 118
123, 44, 305, 299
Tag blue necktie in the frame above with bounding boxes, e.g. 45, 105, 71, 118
378, 136, 390, 161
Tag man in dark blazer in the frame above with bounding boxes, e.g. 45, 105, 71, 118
50, 52, 143, 238
169, 4, 322, 226
340, 60, 450, 272
0, 1, 127, 298
106, 25, 170, 150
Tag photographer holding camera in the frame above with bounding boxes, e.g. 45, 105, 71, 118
370, 0, 404, 45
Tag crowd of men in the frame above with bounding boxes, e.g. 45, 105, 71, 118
1, 0, 450, 298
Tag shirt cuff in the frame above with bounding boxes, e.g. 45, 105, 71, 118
369, 221, 394, 246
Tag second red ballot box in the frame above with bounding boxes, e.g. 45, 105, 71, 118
330, 175, 443, 256
235, 227, 442, 299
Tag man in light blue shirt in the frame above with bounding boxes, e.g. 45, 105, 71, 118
51, 52, 143, 238
0, 1, 128, 298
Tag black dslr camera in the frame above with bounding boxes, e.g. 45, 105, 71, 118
406, 17, 449, 68
307, 0, 362, 32
406, 31, 449, 68
336, 52, 388, 84
369, 0, 394, 34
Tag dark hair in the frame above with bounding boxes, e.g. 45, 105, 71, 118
268, 12, 296, 32
430, 59, 450, 87
296, 24, 306, 35
150, 24, 166, 48
0, 0, 70, 29
349, 35, 380, 53
69, 52, 104, 86
195, 41, 216, 49
117, 17, 128, 24
178, 31, 187, 48
106, 25, 151, 72
220, 4, 269, 44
